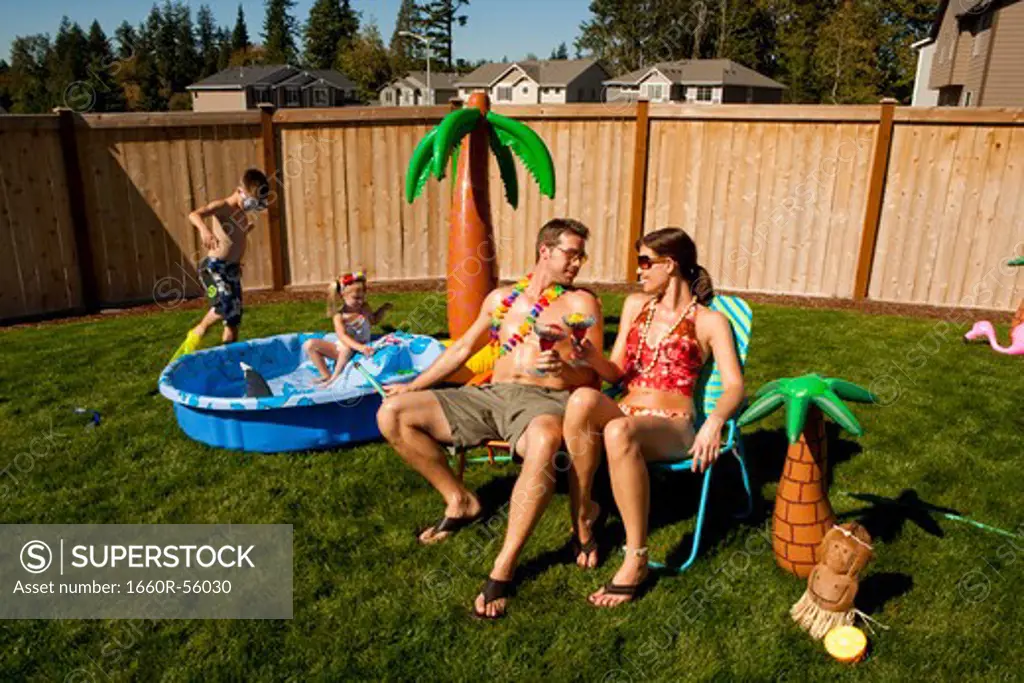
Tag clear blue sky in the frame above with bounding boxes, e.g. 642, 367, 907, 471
0, 0, 592, 64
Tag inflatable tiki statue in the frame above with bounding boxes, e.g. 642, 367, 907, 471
405, 93, 556, 339
964, 256, 1024, 355
790, 522, 874, 640
737, 374, 877, 578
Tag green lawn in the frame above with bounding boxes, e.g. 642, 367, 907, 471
1, 293, 1022, 681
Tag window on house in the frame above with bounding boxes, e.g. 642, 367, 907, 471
647, 84, 664, 101
313, 88, 329, 107
254, 87, 272, 104
964, 91, 972, 106
697, 86, 713, 102
497, 86, 513, 101
746, 87, 754, 103
384, 91, 392, 103
286, 87, 300, 106
522, 85, 529, 94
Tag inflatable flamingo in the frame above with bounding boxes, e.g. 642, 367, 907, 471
964, 256, 1024, 355
964, 321, 1024, 355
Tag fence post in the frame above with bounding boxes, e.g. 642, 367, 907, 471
259, 103, 285, 291
853, 98, 898, 301
54, 107, 98, 313
626, 98, 651, 282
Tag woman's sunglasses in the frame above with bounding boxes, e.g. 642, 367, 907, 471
636, 255, 671, 270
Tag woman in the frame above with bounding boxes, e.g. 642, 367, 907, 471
563, 227, 744, 607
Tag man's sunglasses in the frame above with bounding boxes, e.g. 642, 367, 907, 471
636, 255, 671, 270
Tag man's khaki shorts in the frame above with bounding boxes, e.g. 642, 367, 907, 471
432, 382, 571, 453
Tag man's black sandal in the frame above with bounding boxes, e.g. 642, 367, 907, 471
471, 577, 515, 620
417, 513, 483, 543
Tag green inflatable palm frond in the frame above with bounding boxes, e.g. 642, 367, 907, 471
486, 111, 556, 199
1009, 256, 1024, 267
737, 374, 876, 444
432, 108, 481, 179
405, 128, 439, 203
489, 128, 519, 209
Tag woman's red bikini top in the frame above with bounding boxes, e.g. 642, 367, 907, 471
622, 299, 704, 396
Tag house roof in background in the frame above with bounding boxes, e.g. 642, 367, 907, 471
456, 59, 606, 87
403, 71, 461, 90
187, 66, 297, 90
277, 69, 357, 90
187, 66, 356, 91
606, 59, 785, 89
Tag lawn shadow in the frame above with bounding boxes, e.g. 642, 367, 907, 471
856, 571, 913, 615
837, 488, 959, 543
595, 453, 770, 571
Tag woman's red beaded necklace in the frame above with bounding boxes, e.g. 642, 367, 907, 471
490, 274, 566, 357
634, 296, 698, 375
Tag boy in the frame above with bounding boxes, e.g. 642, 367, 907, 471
170, 168, 271, 362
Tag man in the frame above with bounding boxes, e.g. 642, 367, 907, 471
378, 218, 603, 619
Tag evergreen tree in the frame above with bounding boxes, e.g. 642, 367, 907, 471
137, 7, 168, 110
232, 4, 251, 51
172, 2, 200, 93
576, 0, 688, 74
876, 0, 934, 102
263, 0, 300, 64
713, 0, 776, 76
303, 0, 360, 69
416, 0, 469, 71
8, 35, 53, 113
389, 0, 422, 74
550, 42, 569, 60
114, 21, 138, 61
49, 17, 90, 110
337, 22, 392, 102
197, 5, 221, 77
0, 60, 12, 111
86, 21, 126, 112
813, 0, 879, 103
767, 0, 834, 103
216, 27, 233, 70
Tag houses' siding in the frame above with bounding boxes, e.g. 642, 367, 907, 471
491, 68, 538, 104
539, 86, 567, 104
636, 72, 673, 102
191, 90, 247, 112
565, 63, 607, 102
912, 42, 940, 106
962, 20, 992, 105
982, 1, 1024, 105
683, 85, 722, 104
929, 5, 960, 89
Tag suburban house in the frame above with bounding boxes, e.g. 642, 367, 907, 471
604, 59, 785, 104
187, 66, 359, 112
455, 59, 610, 104
912, 0, 1024, 107
379, 71, 460, 106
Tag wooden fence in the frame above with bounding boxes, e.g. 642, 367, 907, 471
1, 102, 1023, 322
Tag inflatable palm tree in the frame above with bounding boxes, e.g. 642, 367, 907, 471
738, 374, 876, 578
405, 93, 555, 339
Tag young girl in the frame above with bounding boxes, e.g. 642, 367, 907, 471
303, 270, 392, 385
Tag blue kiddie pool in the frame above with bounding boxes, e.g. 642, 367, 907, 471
159, 331, 444, 452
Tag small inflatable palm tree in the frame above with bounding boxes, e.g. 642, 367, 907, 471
738, 374, 876, 578
405, 93, 555, 339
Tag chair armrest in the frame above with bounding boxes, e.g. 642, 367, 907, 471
720, 419, 738, 452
